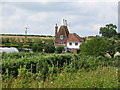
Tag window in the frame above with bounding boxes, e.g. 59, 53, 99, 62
60, 35, 63, 39
75, 43, 78, 46
59, 42, 64, 45
69, 43, 72, 45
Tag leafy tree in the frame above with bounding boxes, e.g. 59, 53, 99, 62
99, 24, 117, 38
44, 45, 55, 53
56, 46, 64, 53
80, 37, 108, 56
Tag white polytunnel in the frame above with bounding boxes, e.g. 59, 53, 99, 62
0, 47, 19, 53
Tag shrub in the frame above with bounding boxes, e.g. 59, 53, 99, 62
44, 45, 55, 53
9, 44, 19, 48
22, 45, 31, 48
56, 46, 64, 53
31, 44, 42, 52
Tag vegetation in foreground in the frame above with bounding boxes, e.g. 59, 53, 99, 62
2, 66, 118, 88
1, 52, 119, 88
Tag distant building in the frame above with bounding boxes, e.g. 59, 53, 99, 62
54, 19, 84, 53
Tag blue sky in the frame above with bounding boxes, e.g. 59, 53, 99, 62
1, 0, 119, 37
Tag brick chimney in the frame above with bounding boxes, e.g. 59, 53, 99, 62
55, 24, 58, 36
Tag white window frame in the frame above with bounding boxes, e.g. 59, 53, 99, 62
60, 35, 63, 39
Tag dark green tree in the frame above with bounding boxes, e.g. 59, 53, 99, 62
44, 45, 55, 53
99, 24, 117, 38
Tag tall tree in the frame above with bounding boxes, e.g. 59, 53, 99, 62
99, 24, 117, 38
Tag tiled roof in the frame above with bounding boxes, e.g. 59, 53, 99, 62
67, 33, 83, 42
58, 26, 69, 36
88, 36, 96, 38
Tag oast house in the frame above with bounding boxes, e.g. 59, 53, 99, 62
54, 19, 84, 53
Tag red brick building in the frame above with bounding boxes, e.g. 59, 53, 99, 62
54, 19, 84, 53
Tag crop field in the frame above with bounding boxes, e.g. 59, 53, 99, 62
0, 35, 54, 39
1, 52, 119, 88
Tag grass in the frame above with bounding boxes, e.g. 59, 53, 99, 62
2, 66, 119, 88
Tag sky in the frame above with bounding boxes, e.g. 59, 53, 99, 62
0, 0, 119, 37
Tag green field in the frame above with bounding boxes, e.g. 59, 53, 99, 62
1, 52, 119, 88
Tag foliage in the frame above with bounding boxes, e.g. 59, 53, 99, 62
56, 46, 64, 53
117, 33, 120, 38
1, 52, 119, 88
22, 45, 31, 48
106, 38, 118, 58
80, 37, 108, 56
44, 45, 55, 53
2, 66, 119, 88
2, 52, 118, 77
31, 43, 43, 52
9, 44, 19, 48
99, 24, 117, 38
1, 38, 10, 44
1, 36, 54, 49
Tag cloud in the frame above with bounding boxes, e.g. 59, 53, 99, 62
1, 1, 118, 36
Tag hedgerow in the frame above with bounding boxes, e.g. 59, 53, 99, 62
1, 52, 119, 80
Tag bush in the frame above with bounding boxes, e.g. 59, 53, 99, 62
31, 44, 42, 52
22, 45, 31, 48
9, 44, 19, 48
56, 46, 64, 53
44, 45, 55, 53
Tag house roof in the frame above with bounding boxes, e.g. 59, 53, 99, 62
58, 26, 69, 36
88, 36, 96, 38
55, 25, 69, 43
67, 33, 83, 42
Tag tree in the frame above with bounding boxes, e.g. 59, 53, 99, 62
44, 45, 55, 53
56, 46, 64, 53
80, 37, 108, 56
99, 24, 117, 38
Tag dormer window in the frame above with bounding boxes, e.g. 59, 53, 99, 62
60, 35, 63, 39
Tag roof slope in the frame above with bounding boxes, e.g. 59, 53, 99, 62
67, 33, 83, 42
55, 26, 69, 43
58, 26, 69, 37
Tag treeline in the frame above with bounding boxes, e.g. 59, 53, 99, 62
0, 34, 53, 37
1, 38, 54, 49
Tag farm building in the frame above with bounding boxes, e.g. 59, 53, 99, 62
54, 19, 84, 53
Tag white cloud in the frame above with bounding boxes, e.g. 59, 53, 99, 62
1, 1, 118, 36
1, 0, 119, 2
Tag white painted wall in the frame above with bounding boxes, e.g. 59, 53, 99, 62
67, 42, 82, 49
